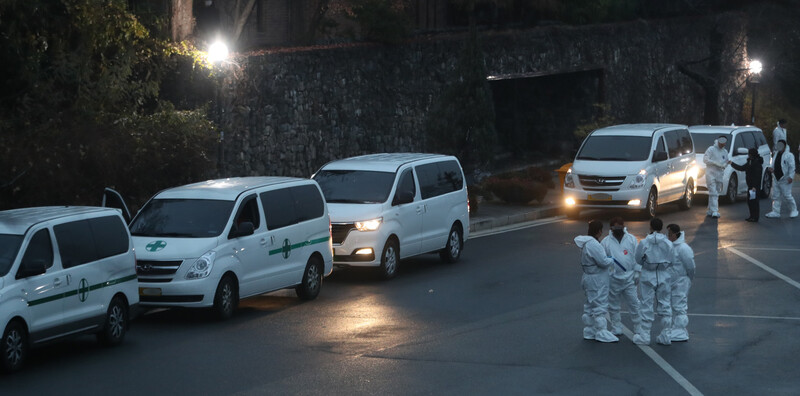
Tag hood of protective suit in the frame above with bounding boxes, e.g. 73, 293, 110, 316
641, 232, 672, 264
672, 232, 686, 246
574, 235, 596, 248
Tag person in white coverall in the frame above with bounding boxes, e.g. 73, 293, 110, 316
633, 218, 674, 345
703, 136, 731, 218
765, 139, 798, 218
575, 220, 618, 343
666, 224, 695, 342
600, 217, 641, 336
773, 119, 787, 150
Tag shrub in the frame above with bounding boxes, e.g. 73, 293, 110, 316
467, 186, 480, 215
483, 177, 548, 205
490, 166, 556, 189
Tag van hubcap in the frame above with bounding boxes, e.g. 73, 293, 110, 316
4, 330, 22, 365
384, 246, 397, 275
306, 264, 320, 292
109, 305, 124, 339
221, 283, 233, 312
449, 231, 460, 257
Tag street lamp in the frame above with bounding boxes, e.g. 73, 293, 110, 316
748, 59, 762, 124
208, 40, 229, 63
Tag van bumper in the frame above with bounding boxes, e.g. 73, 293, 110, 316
563, 187, 650, 210
137, 277, 217, 308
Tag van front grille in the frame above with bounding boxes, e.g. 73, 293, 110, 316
331, 223, 356, 244
578, 175, 627, 187
136, 260, 182, 283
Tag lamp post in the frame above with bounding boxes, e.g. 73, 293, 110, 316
749, 60, 762, 125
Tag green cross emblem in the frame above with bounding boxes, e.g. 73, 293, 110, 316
146, 240, 167, 252
78, 278, 89, 302
281, 238, 291, 259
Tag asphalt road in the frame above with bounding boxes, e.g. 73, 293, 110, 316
5, 186, 800, 395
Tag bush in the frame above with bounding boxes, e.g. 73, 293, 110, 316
491, 166, 556, 189
483, 177, 548, 205
467, 186, 480, 215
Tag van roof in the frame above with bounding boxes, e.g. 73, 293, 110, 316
320, 153, 452, 172
0, 206, 119, 235
592, 123, 687, 137
689, 125, 762, 134
155, 177, 306, 201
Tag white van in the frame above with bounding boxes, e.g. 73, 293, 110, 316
689, 125, 772, 202
0, 207, 138, 372
114, 177, 333, 320
563, 124, 697, 218
313, 153, 469, 279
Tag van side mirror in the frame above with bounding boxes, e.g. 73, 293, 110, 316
17, 259, 47, 279
736, 148, 749, 155
231, 222, 255, 238
652, 151, 668, 162
393, 190, 414, 206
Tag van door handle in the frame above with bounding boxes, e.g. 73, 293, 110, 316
53, 278, 62, 287
260, 238, 268, 246
66, 274, 72, 285
416, 206, 423, 214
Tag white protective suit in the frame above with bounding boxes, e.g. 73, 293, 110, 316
766, 146, 798, 218
601, 229, 642, 336
574, 235, 618, 343
668, 232, 696, 342
773, 123, 787, 150
703, 141, 729, 217
633, 232, 674, 345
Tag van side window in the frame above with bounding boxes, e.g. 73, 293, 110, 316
234, 195, 261, 230
665, 131, 682, 158
754, 131, 768, 146
742, 132, 756, 149
54, 220, 98, 268
20, 229, 54, 271
678, 130, 693, 155
438, 160, 464, 192
261, 188, 298, 230
733, 133, 755, 154
416, 160, 464, 199
655, 137, 666, 155
395, 169, 416, 200
89, 216, 129, 259
291, 184, 324, 222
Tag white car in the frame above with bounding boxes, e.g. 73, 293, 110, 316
108, 177, 333, 319
0, 207, 138, 372
689, 125, 772, 202
563, 124, 698, 218
313, 153, 469, 279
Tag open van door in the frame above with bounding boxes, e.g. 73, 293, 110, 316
102, 188, 132, 224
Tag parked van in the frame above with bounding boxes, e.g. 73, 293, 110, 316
313, 153, 469, 279
563, 124, 697, 218
0, 207, 138, 372
109, 177, 333, 320
689, 125, 772, 202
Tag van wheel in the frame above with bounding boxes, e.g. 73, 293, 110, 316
213, 275, 238, 320
726, 174, 738, 204
1, 321, 27, 372
642, 189, 658, 219
379, 239, 399, 280
97, 296, 128, 346
439, 224, 463, 263
761, 173, 772, 199
678, 180, 694, 210
296, 256, 323, 300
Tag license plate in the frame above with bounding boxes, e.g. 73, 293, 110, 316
588, 193, 612, 201
139, 287, 162, 296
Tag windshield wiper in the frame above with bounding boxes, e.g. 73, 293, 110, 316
577, 156, 601, 160
327, 199, 369, 204
131, 231, 195, 237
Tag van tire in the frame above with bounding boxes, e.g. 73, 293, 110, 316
213, 275, 238, 320
761, 172, 772, 199
97, 296, 128, 346
1, 320, 27, 373
726, 174, 738, 204
642, 188, 658, 219
296, 255, 323, 300
379, 239, 399, 280
678, 180, 694, 210
439, 224, 463, 263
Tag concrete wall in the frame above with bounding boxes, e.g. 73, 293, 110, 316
215, 13, 747, 178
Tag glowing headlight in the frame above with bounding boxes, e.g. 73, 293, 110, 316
628, 199, 641, 206
186, 251, 215, 280
355, 218, 382, 231
564, 168, 575, 188
565, 197, 576, 206
629, 169, 647, 189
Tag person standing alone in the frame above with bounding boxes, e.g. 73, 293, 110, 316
773, 119, 787, 150
703, 136, 731, 218
666, 224, 695, 342
765, 139, 798, 219
574, 220, 618, 343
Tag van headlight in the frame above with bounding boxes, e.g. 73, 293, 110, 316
186, 251, 215, 280
355, 218, 382, 231
564, 168, 575, 188
629, 170, 647, 189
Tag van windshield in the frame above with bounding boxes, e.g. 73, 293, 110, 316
691, 133, 732, 153
0, 234, 23, 277
314, 170, 396, 204
130, 199, 235, 238
577, 136, 652, 161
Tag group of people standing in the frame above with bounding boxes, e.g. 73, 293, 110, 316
703, 119, 797, 221
575, 217, 695, 345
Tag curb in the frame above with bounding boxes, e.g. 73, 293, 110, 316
469, 206, 563, 233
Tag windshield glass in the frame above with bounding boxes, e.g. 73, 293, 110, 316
313, 170, 396, 204
577, 136, 652, 161
692, 133, 732, 153
0, 234, 24, 277
130, 199, 234, 238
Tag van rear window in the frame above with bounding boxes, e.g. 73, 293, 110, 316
577, 136, 652, 161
